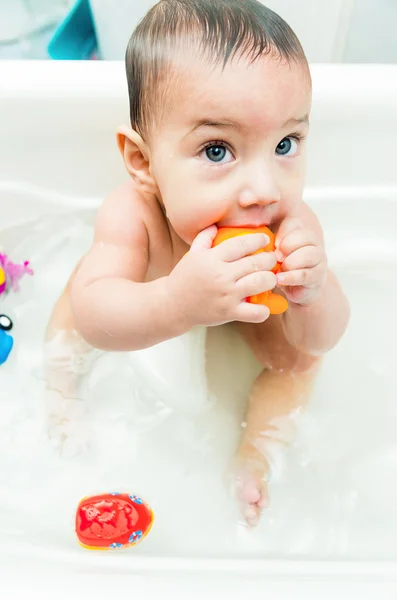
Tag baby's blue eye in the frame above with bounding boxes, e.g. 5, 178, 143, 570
276, 137, 298, 157
203, 144, 233, 164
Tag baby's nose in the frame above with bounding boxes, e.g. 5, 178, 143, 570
238, 170, 280, 208
238, 187, 279, 208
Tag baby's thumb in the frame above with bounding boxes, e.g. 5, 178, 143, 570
190, 225, 218, 251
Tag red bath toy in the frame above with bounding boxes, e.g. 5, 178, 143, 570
75, 493, 154, 550
212, 226, 288, 315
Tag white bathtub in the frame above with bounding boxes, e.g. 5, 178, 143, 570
1, 61, 397, 598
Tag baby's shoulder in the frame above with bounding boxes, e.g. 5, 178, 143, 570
93, 180, 151, 247
100, 179, 146, 216
95, 180, 169, 254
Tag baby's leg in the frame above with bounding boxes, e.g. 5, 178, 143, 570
235, 366, 318, 526
234, 319, 320, 526
43, 272, 100, 454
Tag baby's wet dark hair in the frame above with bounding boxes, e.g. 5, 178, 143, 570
125, 0, 309, 138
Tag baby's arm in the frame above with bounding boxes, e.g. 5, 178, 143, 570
70, 185, 189, 351
277, 202, 350, 356
282, 270, 348, 356
72, 185, 275, 352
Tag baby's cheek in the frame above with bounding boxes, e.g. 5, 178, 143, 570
164, 202, 202, 243
169, 187, 211, 227
161, 163, 231, 240
287, 173, 305, 205
175, 210, 214, 244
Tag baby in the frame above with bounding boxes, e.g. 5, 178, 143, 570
44, 0, 350, 526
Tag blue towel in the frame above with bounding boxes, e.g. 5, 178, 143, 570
48, 0, 97, 60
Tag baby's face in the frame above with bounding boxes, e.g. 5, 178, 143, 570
149, 52, 312, 244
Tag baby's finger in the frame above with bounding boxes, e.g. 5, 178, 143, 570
215, 233, 269, 262
276, 229, 319, 262
281, 246, 323, 273
277, 264, 323, 288
236, 271, 277, 299
233, 301, 270, 324
275, 217, 301, 249
233, 251, 277, 279
190, 225, 218, 251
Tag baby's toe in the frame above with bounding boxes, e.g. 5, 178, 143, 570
235, 465, 269, 527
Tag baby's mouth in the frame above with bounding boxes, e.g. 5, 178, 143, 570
216, 219, 272, 228
217, 209, 276, 229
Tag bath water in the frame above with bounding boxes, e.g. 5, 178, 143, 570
0, 198, 396, 562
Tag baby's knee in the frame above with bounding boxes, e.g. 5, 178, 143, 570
289, 353, 322, 375
255, 344, 321, 375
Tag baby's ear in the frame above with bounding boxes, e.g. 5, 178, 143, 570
116, 125, 158, 194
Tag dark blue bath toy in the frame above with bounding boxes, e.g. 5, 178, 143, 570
0, 314, 13, 365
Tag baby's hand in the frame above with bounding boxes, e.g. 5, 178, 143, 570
168, 225, 277, 327
275, 217, 327, 306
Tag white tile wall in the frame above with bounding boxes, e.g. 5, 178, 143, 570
261, 0, 354, 62
343, 0, 397, 63
260, 0, 397, 63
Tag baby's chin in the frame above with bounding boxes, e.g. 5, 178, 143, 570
217, 220, 272, 228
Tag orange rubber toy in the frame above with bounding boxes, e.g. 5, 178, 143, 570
213, 226, 288, 315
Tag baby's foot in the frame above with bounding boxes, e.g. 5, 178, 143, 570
234, 445, 271, 527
